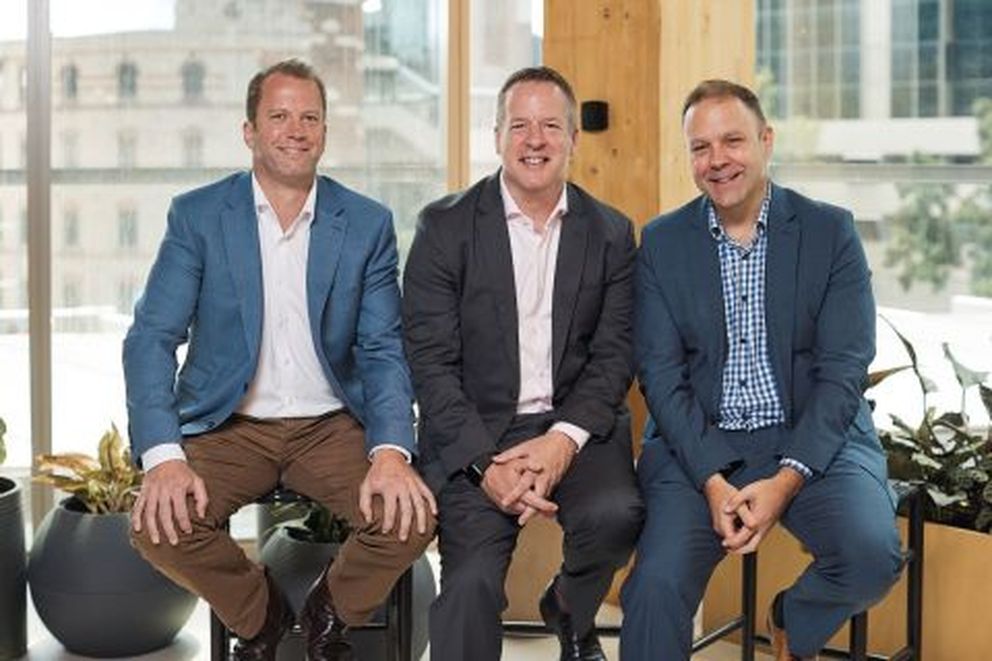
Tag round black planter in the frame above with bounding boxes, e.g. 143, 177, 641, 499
260, 527, 435, 661
0, 476, 26, 659
27, 497, 198, 658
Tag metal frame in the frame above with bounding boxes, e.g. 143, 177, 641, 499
209, 488, 414, 661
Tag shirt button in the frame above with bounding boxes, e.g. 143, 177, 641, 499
739, 379, 747, 387
740, 337, 747, 344
741, 294, 748, 302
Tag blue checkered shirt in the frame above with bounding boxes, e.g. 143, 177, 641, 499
708, 190, 812, 479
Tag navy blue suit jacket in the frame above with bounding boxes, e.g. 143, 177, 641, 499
635, 184, 885, 490
123, 172, 415, 459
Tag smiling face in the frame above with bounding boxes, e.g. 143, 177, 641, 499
243, 72, 326, 191
495, 80, 577, 211
683, 95, 773, 225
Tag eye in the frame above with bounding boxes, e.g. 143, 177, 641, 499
510, 121, 527, 132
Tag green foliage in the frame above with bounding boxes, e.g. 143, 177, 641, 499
271, 502, 351, 545
883, 178, 961, 292
33, 425, 142, 514
870, 319, 992, 532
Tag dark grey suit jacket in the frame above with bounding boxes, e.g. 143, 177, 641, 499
402, 174, 636, 492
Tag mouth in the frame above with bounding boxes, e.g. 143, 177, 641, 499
708, 171, 742, 186
519, 155, 549, 167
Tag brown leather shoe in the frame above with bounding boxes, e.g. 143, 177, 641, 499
538, 575, 607, 661
767, 591, 818, 661
299, 567, 354, 661
231, 572, 293, 661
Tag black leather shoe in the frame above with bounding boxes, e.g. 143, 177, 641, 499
299, 567, 354, 661
231, 572, 294, 661
539, 576, 607, 661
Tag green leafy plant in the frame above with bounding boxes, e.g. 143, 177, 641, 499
869, 318, 992, 532
33, 424, 142, 514
271, 502, 351, 545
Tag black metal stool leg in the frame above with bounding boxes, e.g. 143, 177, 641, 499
741, 552, 757, 661
906, 487, 924, 659
397, 567, 414, 661
850, 611, 869, 661
211, 609, 230, 661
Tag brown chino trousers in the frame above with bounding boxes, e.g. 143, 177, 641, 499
131, 411, 435, 638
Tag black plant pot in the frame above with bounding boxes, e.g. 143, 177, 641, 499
260, 527, 435, 661
27, 497, 198, 658
0, 476, 26, 660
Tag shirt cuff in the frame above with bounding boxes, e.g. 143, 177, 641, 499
141, 443, 187, 472
779, 457, 813, 480
369, 444, 412, 463
551, 422, 590, 451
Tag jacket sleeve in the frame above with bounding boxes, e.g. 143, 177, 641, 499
354, 211, 417, 455
783, 211, 875, 472
554, 217, 637, 439
122, 199, 202, 458
402, 210, 497, 478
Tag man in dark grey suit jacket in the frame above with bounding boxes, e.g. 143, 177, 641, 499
620, 80, 903, 660
403, 66, 643, 661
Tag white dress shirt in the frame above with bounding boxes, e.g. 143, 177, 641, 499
499, 173, 590, 451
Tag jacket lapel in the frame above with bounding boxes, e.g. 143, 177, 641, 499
552, 185, 588, 379
764, 184, 798, 418
220, 173, 263, 365
475, 176, 519, 371
307, 177, 347, 339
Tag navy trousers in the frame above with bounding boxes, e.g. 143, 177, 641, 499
430, 412, 644, 661
619, 426, 903, 660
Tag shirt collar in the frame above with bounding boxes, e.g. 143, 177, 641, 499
498, 170, 569, 226
707, 183, 772, 242
251, 173, 318, 233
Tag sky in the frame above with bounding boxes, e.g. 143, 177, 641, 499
0, 0, 175, 41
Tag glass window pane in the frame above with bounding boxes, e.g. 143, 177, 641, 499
0, 8, 28, 472
469, 0, 542, 182
47, 0, 445, 468
756, 1, 992, 431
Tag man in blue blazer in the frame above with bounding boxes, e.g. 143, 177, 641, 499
620, 80, 903, 660
123, 59, 435, 661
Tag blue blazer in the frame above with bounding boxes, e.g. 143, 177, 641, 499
635, 184, 885, 490
123, 172, 415, 459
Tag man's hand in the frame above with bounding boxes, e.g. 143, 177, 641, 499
359, 449, 438, 542
703, 473, 754, 552
131, 459, 208, 546
491, 430, 576, 504
722, 468, 804, 554
479, 458, 557, 525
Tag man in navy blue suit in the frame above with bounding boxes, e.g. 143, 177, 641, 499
123, 59, 435, 661
620, 80, 903, 660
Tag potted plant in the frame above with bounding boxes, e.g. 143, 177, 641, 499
0, 416, 28, 659
259, 500, 435, 661
704, 318, 992, 658
28, 425, 198, 657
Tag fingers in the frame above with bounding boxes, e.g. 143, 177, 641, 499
172, 488, 192, 535
131, 493, 146, 532
192, 477, 209, 519
411, 482, 428, 536
359, 480, 374, 524
143, 496, 161, 545
721, 519, 754, 551
395, 488, 413, 542
519, 489, 557, 514
380, 486, 397, 535
500, 470, 537, 509
492, 445, 528, 465
157, 496, 179, 546
418, 480, 438, 516
517, 505, 538, 526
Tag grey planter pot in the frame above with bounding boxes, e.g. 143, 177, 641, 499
0, 476, 26, 660
259, 527, 435, 661
27, 497, 198, 658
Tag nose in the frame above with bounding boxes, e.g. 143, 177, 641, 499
524, 123, 546, 147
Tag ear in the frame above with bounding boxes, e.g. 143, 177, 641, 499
242, 120, 254, 149
761, 123, 775, 156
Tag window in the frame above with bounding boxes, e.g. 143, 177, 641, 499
117, 206, 137, 249
181, 59, 205, 102
61, 130, 78, 168
117, 131, 136, 168
117, 60, 138, 100
61, 63, 78, 102
182, 128, 203, 168
63, 207, 79, 248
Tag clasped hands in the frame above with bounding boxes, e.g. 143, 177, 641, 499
703, 467, 804, 554
480, 430, 577, 526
